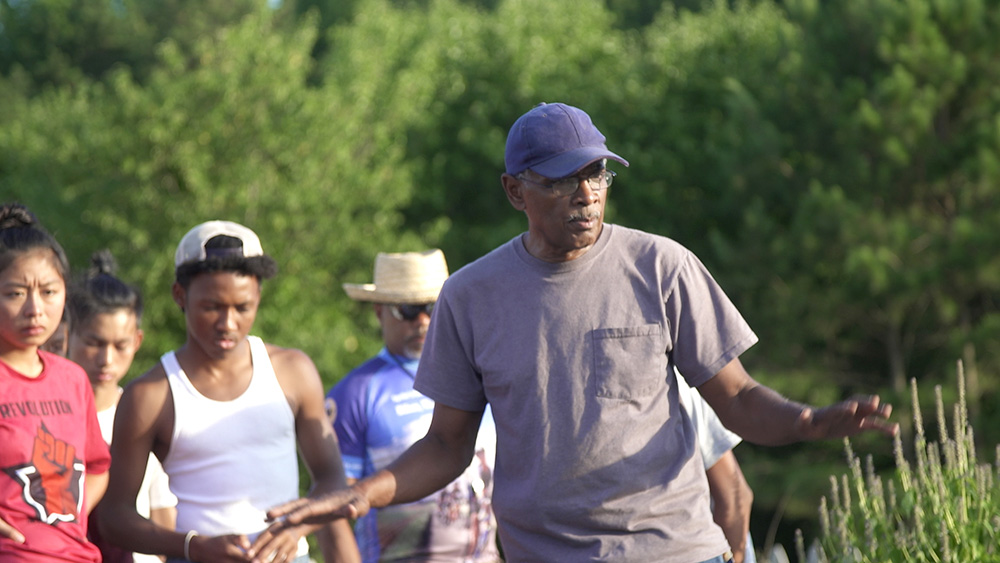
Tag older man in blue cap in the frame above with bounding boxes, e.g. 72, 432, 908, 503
268, 102, 898, 563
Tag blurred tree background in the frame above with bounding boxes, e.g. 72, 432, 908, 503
3, 0, 1000, 558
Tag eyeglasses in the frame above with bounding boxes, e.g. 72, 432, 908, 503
517, 169, 616, 197
389, 303, 434, 322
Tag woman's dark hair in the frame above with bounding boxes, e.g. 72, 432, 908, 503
175, 235, 278, 289
0, 202, 70, 280
67, 249, 143, 330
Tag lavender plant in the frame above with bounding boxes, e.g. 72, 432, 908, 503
803, 362, 1000, 562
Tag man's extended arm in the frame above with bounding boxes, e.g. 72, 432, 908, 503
267, 403, 484, 527
250, 348, 360, 563
698, 358, 898, 445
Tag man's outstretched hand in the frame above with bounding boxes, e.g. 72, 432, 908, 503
795, 395, 899, 441
266, 489, 368, 528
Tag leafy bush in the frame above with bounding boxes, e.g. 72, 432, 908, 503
799, 362, 1000, 562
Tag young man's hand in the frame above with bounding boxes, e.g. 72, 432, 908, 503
247, 522, 313, 563
186, 532, 253, 563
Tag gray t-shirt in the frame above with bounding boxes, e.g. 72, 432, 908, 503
414, 223, 758, 562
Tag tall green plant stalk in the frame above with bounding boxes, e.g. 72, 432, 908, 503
806, 361, 1000, 562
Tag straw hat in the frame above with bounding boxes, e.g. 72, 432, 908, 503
343, 249, 449, 304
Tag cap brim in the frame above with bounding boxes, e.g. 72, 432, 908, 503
529, 147, 629, 179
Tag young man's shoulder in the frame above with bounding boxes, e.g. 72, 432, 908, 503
115, 362, 173, 441
134, 360, 168, 383
263, 342, 316, 372
122, 362, 170, 404
262, 342, 324, 406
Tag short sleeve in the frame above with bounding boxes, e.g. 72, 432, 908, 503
667, 252, 758, 387
413, 288, 489, 412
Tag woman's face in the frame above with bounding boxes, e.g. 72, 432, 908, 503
0, 249, 66, 356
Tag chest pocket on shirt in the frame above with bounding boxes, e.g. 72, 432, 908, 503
591, 324, 666, 400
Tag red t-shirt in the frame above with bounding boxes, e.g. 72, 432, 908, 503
0, 350, 111, 562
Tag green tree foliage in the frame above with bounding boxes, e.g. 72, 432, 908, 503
332, 0, 638, 266
604, 0, 712, 28
757, 0, 1000, 399
0, 0, 260, 92
0, 4, 426, 381
1, 0, 149, 91
5, 0, 1000, 558
615, 0, 797, 256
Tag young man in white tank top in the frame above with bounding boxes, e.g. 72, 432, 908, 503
98, 221, 360, 563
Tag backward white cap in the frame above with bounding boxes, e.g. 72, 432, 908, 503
174, 220, 265, 268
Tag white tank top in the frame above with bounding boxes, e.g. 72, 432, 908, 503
162, 336, 306, 555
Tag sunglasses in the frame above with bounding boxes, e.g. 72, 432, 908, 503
389, 303, 434, 322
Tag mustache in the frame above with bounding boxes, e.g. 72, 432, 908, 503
568, 210, 601, 222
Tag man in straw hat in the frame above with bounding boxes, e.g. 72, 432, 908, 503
268, 103, 898, 562
331, 249, 499, 562
100, 221, 360, 563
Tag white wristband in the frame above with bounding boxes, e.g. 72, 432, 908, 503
184, 530, 199, 561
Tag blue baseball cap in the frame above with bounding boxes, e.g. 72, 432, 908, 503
504, 102, 629, 178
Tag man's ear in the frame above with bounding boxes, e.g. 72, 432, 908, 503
501, 173, 526, 211
373, 303, 388, 328
171, 282, 186, 312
